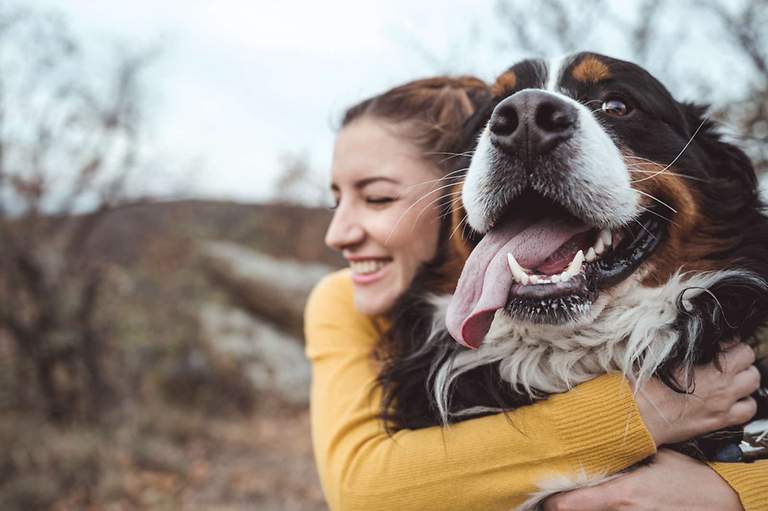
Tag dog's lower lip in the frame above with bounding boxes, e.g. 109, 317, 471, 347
510, 274, 586, 299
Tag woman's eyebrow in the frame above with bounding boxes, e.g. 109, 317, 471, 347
355, 176, 400, 189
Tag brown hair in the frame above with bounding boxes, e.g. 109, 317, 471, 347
341, 76, 490, 170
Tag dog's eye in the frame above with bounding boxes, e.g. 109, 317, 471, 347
601, 99, 630, 117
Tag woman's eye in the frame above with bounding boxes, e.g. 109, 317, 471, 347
601, 98, 630, 117
366, 196, 396, 206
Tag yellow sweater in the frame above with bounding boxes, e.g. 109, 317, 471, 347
305, 270, 767, 510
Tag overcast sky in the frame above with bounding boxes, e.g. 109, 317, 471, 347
29, 0, 516, 204
26, 0, 755, 204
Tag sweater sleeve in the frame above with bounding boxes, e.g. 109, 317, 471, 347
305, 270, 656, 510
709, 461, 768, 511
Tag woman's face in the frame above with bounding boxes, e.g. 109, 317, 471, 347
326, 116, 444, 316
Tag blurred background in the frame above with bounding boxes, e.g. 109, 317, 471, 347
0, 0, 765, 509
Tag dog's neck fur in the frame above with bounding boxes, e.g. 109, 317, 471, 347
431, 270, 750, 424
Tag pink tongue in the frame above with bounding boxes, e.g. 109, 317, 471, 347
446, 217, 590, 349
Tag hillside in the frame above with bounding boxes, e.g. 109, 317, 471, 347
86, 199, 344, 268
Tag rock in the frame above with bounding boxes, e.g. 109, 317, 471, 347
200, 303, 310, 406
200, 241, 333, 339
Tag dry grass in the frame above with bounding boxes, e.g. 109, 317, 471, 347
0, 403, 325, 511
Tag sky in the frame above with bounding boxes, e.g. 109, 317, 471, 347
25, 0, 756, 204
29, 0, 509, 204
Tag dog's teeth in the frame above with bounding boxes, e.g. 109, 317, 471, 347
600, 229, 612, 248
529, 275, 540, 285
559, 271, 571, 282
567, 250, 584, 275
585, 247, 596, 262
507, 253, 529, 284
551, 274, 561, 283
594, 238, 605, 255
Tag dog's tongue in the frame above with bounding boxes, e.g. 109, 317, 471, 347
446, 216, 590, 348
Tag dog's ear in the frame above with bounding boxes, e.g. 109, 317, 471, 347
681, 101, 757, 191
459, 97, 496, 154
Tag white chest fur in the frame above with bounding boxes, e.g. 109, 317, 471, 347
432, 270, 753, 423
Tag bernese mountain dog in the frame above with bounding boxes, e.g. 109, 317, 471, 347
378, 52, 768, 508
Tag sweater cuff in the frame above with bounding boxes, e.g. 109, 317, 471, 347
709, 461, 768, 511
549, 373, 657, 475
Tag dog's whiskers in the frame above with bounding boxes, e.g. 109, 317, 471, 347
425, 151, 475, 165
623, 117, 708, 183
631, 216, 658, 241
634, 189, 678, 214
638, 205, 677, 226
627, 166, 710, 183
413, 190, 463, 226
404, 168, 467, 190
448, 212, 469, 241
386, 180, 465, 244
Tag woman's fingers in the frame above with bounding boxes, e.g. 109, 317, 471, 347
727, 396, 758, 425
731, 364, 762, 398
717, 342, 756, 373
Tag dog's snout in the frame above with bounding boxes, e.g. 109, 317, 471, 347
489, 90, 577, 157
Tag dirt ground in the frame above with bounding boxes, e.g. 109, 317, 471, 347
150, 407, 328, 511
185, 407, 326, 511
32, 406, 327, 511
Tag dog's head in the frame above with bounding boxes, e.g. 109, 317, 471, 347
446, 52, 766, 349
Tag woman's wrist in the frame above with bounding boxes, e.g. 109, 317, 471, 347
635, 377, 678, 446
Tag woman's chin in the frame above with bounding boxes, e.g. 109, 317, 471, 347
352, 274, 401, 316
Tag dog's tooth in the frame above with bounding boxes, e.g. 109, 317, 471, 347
506, 253, 530, 274
567, 250, 584, 275
585, 247, 596, 262
551, 274, 561, 283
507, 253, 529, 285
559, 271, 571, 282
507, 253, 521, 274
594, 238, 605, 255
529, 275, 540, 285
600, 229, 612, 248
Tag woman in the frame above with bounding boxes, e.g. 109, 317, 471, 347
305, 76, 767, 510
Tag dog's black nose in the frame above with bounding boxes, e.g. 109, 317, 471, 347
489, 90, 578, 157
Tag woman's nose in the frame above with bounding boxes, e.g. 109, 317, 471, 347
325, 209, 365, 250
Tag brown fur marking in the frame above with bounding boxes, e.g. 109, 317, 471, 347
625, 155, 738, 285
491, 71, 518, 97
572, 56, 610, 83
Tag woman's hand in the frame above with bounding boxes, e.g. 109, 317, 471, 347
636, 342, 760, 446
542, 449, 744, 511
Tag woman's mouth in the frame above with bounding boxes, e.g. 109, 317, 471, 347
350, 258, 392, 284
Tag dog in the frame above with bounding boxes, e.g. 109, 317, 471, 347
378, 52, 768, 508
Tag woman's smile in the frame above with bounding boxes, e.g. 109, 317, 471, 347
348, 257, 393, 284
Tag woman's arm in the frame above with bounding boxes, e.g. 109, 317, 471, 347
543, 449, 767, 511
306, 270, 656, 511
710, 460, 768, 511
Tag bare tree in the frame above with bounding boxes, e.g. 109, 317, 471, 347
694, 0, 768, 171
0, 6, 153, 422
271, 150, 327, 206
492, 0, 768, 172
